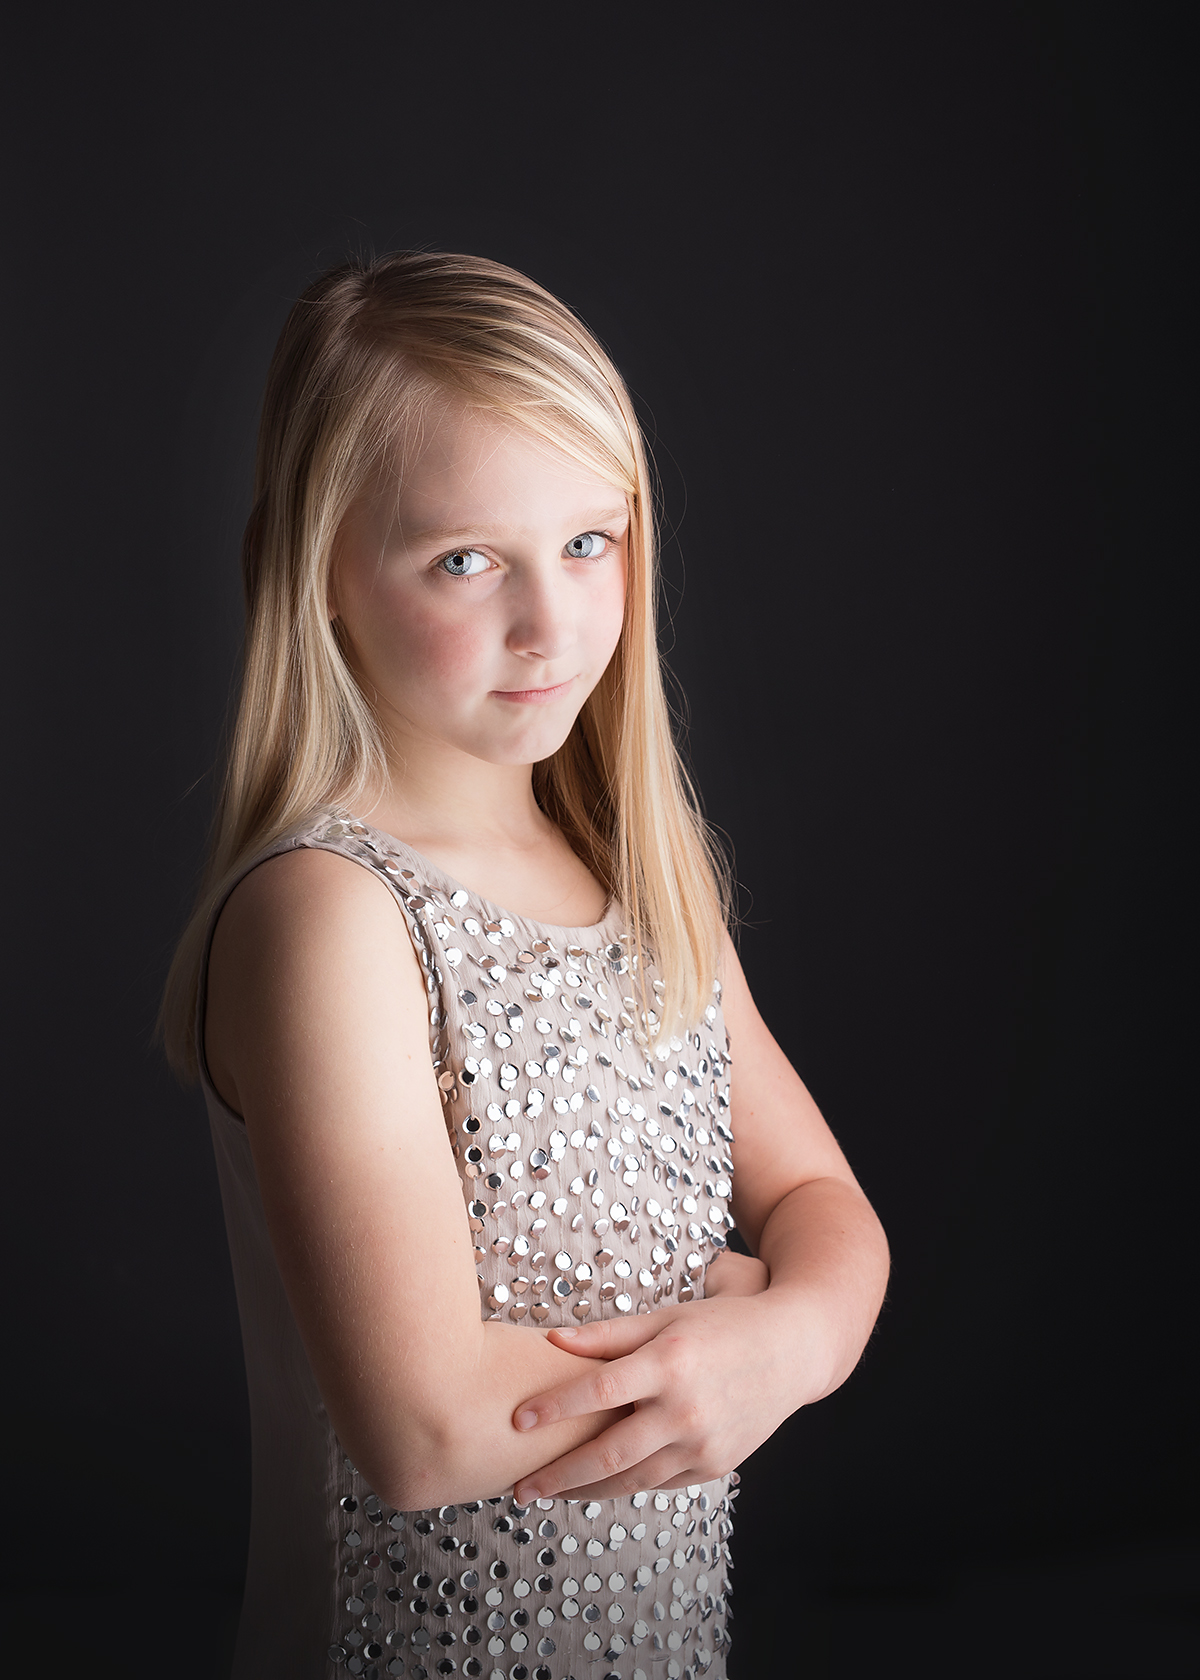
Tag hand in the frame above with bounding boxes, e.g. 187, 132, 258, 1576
509, 1289, 822, 1504
701, 1248, 770, 1298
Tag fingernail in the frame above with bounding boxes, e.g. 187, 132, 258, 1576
516, 1483, 541, 1503
515, 1409, 538, 1431
554, 1327, 578, 1338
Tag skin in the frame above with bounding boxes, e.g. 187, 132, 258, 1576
205, 397, 890, 1510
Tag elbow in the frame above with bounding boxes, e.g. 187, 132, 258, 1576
378, 1455, 459, 1516
350, 1418, 493, 1514
326, 1326, 502, 1510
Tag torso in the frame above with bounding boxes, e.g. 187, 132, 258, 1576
201, 807, 739, 1680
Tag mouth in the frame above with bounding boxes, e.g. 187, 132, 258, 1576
490, 678, 576, 704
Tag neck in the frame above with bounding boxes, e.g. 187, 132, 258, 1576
358, 739, 552, 858
348, 725, 608, 930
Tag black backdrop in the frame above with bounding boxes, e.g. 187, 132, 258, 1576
4, 5, 1193, 1676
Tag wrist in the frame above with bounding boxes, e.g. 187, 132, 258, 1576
756, 1276, 853, 1402
703, 1249, 770, 1298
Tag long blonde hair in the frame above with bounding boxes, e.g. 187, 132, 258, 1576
163, 251, 728, 1079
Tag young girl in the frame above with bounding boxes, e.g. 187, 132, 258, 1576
164, 251, 889, 1680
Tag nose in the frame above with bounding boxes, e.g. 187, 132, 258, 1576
504, 564, 577, 665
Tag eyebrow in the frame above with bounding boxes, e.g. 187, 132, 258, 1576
399, 507, 631, 547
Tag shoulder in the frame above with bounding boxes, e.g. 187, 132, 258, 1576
211, 840, 426, 995
716, 926, 810, 1067
214, 841, 400, 951
205, 843, 428, 1113
209, 842, 421, 992
716, 927, 757, 1032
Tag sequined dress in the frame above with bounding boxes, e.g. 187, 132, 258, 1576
199, 809, 738, 1680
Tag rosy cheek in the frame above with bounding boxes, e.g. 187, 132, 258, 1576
395, 599, 488, 684
599, 570, 628, 651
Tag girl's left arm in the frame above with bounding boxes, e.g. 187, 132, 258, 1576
508, 930, 890, 1502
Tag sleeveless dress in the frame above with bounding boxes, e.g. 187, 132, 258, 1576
198, 808, 739, 1680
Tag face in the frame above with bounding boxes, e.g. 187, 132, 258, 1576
330, 399, 629, 776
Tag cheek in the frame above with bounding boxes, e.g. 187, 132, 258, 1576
377, 593, 489, 688
593, 564, 628, 658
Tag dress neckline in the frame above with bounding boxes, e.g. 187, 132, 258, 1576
328, 810, 622, 940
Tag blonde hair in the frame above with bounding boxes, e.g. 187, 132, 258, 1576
163, 250, 728, 1079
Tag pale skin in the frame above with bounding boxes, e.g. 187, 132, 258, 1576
205, 398, 890, 1511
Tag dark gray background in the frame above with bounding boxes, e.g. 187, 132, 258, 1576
4, 4, 1193, 1675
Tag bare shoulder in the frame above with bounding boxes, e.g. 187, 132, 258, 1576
213, 842, 398, 946
716, 927, 761, 1036
717, 924, 817, 1103
205, 844, 427, 1115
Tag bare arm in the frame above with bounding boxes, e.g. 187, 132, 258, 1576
716, 929, 890, 1400
504, 930, 890, 1501
205, 847, 624, 1509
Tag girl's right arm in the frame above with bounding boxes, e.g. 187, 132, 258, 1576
204, 846, 623, 1511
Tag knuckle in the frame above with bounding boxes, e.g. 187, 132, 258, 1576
613, 1466, 645, 1498
596, 1440, 630, 1478
680, 1399, 706, 1433
674, 1406, 709, 1458
592, 1370, 623, 1409
660, 1334, 695, 1376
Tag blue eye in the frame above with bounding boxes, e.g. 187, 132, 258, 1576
439, 548, 490, 578
564, 532, 608, 559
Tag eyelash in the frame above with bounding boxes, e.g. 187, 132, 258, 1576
435, 531, 619, 577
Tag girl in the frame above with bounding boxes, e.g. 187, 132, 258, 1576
164, 251, 889, 1680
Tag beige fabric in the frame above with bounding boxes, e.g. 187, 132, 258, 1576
199, 808, 737, 1680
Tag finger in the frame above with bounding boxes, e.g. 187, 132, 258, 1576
513, 1409, 681, 1504
544, 1310, 673, 1360
513, 1345, 660, 1434
554, 1450, 705, 1504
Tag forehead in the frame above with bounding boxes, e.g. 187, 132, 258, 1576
391, 398, 626, 534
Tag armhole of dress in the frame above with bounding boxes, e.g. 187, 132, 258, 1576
194, 834, 446, 1125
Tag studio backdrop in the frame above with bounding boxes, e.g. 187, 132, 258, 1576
4, 5, 1192, 1676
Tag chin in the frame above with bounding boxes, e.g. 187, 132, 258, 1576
473, 721, 577, 767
